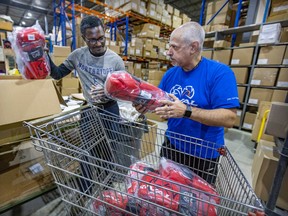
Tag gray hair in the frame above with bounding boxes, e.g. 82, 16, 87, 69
173, 22, 205, 51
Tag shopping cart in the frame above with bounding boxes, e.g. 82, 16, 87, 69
24, 106, 265, 216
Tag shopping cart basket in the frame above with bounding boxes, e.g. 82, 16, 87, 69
24, 106, 265, 216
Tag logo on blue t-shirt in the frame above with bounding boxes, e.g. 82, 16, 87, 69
170, 84, 198, 106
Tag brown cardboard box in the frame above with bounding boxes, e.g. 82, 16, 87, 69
140, 120, 158, 158
148, 70, 164, 80
0, 21, 13, 31
282, 46, 288, 65
265, 102, 288, 139
237, 86, 246, 103
231, 67, 248, 84
206, 0, 233, 15
0, 79, 62, 126
248, 88, 273, 105
145, 112, 167, 122
213, 40, 231, 49
61, 88, 80, 96
202, 50, 213, 59
276, 68, 288, 87
61, 77, 79, 88
53, 45, 71, 57
213, 49, 232, 65
147, 79, 160, 86
206, 11, 232, 26
231, 48, 254, 65
252, 89, 275, 104
234, 109, 242, 127
280, 27, 288, 43
51, 55, 66, 66
251, 68, 278, 86
242, 112, 256, 130
271, 90, 288, 102
257, 45, 286, 65
0, 122, 30, 145
252, 140, 288, 210
0, 157, 55, 210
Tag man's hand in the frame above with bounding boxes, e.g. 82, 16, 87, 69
132, 103, 148, 114
155, 94, 187, 119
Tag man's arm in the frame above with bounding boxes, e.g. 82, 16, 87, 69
155, 94, 237, 128
48, 55, 71, 80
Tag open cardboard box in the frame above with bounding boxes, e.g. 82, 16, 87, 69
0, 78, 65, 145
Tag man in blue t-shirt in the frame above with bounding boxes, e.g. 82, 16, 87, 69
134, 22, 239, 184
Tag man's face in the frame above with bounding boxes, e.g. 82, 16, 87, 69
166, 32, 192, 68
82, 26, 106, 55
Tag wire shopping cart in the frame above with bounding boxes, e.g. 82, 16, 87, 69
24, 106, 265, 216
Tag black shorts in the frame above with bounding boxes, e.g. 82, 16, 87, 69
160, 137, 220, 184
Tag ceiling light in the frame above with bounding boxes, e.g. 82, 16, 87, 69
22, 21, 26, 25
27, 12, 32, 17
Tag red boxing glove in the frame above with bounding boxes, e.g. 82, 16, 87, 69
138, 172, 217, 216
105, 71, 172, 111
16, 27, 50, 79
126, 161, 158, 195
159, 158, 220, 204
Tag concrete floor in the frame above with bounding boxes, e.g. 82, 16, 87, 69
1, 124, 287, 216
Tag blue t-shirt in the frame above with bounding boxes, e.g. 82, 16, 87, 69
159, 57, 239, 159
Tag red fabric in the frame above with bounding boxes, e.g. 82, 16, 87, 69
93, 190, 129, 215
138, 172, 217, 216
105, 71, 171, 111
159, 158, 220, 204
16, 27, 49, 79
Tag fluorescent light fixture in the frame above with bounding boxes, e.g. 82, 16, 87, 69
22, 21, 26, 25
27, 12, 32, 17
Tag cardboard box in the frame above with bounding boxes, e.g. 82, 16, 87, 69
265, 102, 288, 139
257, 45, 286, 65
53, 45, 71, 57
242, 112, 256, 130
231, 48, 254, 65
252, 140, 288, 210
140, 120, 158, 158
206, 0, 233, 15
0, 79, 62, 126
232, 67, 248, 84
0, 21, 13, 31
212, 49, 232, 65
0, 140, 43, 172
0, 122, 31, 145
276, 68, 288, 87
51, 55, 66, 66
213, 40, 231, 49
282, 46, 288, 65
145, 112, 167, 122
248, 88, 273, 105
61, 77, 79, 88
148, 70, 164, 80
234, 109, 242, 127
202, 50, 213, 59
237, 86, 246, 103
61, 88, 80, 96
0, 157, 55, 210
271, 90, 288, 102
251, 68, 278, 86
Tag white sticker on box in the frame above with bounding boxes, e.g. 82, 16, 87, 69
136, 64, 141, 69
283, 59, 288, 65
132, 2, 137, 9
248, 98, 258, 104
243, 123, 252, 130
257, 59, 268, 64
231, 59, 240, 64
29, 163, 44, 174
251, 80, 261, 85
136, 49, 140, 54
277, 81, 288, 87
236, 110, 242, 116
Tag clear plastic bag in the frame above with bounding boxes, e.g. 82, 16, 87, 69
104, 71, 173, 112
9, 21, 50, 79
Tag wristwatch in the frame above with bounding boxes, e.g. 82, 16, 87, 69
183, 105, 192, 118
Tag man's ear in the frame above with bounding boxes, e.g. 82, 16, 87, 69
191, 41, 199, 54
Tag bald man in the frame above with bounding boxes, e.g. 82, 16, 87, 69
134, 22, 239, 184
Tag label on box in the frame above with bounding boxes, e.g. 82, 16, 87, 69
231, 59, 240, 64
248, 98, 258, 104
136, 64, 141, 69
251, 80, 261, 85
236, 110, 242, 116
243, 123, 252, 129
283, 59, 288, 65
277, 81, 288, 87
257, 59, 268, 64
136, 49, 141, 54
29, 163, 44, 174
